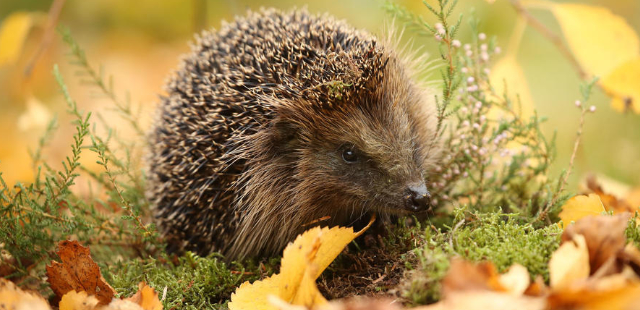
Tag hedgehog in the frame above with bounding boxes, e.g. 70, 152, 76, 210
146, 8, 440, 260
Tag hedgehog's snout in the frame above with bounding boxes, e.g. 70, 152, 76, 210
403, 182, 431, 212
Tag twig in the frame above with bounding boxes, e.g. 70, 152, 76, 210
538, 107, 587, 220
509, 0, 587, 79
24, 0, 66, 76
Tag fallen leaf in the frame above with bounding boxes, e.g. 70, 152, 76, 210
601, 58, 640, 114
0, 12, 33, 66
562, 214, 631, 275
0, 278, 51, 310
558, 194, 605, 228
549, 233, 590, 289
59, 291, 100, 310
46, 240, 117, 305
551, 3, 640, 78
441, 258, 506, 294
585, 176, 636, 214
228, 216, 375, 310
498, 264, 530, 296
125, 282, 163, 310
415, 291, 546, 310
548, 280, 640, 310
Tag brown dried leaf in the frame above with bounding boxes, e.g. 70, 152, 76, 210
46, 240, 116, 305
586, 176, 636, 214
561, 214, 631, 275
441, 258, 506, 295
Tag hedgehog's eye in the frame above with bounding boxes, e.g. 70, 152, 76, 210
341, 145, 358, 163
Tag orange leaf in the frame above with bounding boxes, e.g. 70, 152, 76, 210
46, 240, 116, 305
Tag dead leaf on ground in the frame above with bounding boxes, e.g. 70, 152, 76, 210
0, 278, 51, 310
585, 176, 638, 214
558, 194, 605, 228
229, 216, 375, 310
561, 214, 631, 275
125, 282, 163, 310
441, 258, 506, 294
46, 240, 116, 305
549, 233, 590, 289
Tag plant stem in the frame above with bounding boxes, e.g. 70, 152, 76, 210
509, 0, 588, 79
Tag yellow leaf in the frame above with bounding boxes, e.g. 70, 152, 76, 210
551, 3, 640, 78
600, 58, 640, 114
125, 283, 163, 310
0, 278, 51, 310
228, 216, 375, 310
558, 194, 605, 228
549, 234, 590, 289
17, 95, 53, 131
0, 12, 33, 66
489, 55, 535, 119
59, 291, 99, 310
498, 264, 530, 296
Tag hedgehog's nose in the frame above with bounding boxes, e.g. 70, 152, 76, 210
404, 182, 431, 212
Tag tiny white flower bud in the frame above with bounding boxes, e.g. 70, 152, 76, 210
471, 144, 478, 151
575, 100, 581, 107
452, 39, 461, 48
464, 43, 471, 50
481, 52, 489, 61
480, 44, 488, 51
432, 199, 438, 205
480, 115, 486, 122
494, 46, 502, 54
483, 68, 491, 75
460, 107, 468, 114
463, 171, 469, 177
467, 76, 475, 83
462, 120, 470, 127
466, 50, 473, 57
478, 33, 486, 40
461, 67, 469, 73
473, 123, 480, 130
435, 34, 442, 41
589, 105, 596, 112
460, 134, 466, 139
435, 23, 444, 30
475, 101, 482, 109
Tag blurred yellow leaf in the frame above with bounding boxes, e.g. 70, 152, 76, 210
549, 234, 590, 289
60, 291, 99, 310
17, 96, 53, 131
558, 194, 605, 228
600, 58, 640, 114
228, 217, 374, 310
0, 278, 51, 310
551, 3, 639, 78
489, 55, 534, 118
0, 12, 33, 66
498, 264, 530, 296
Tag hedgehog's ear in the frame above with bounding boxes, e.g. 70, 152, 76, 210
270, 118, 300, 154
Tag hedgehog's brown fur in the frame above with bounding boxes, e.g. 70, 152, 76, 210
146, 8, 440, 260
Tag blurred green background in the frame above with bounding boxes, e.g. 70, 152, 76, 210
0, 0, 638, 195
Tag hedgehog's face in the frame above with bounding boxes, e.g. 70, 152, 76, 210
283, 78, 437, 220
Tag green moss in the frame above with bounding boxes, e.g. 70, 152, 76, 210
401, 209, 562, 305
102, 252, 280, 310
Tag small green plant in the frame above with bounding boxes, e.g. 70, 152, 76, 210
0, 30, 158, 293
